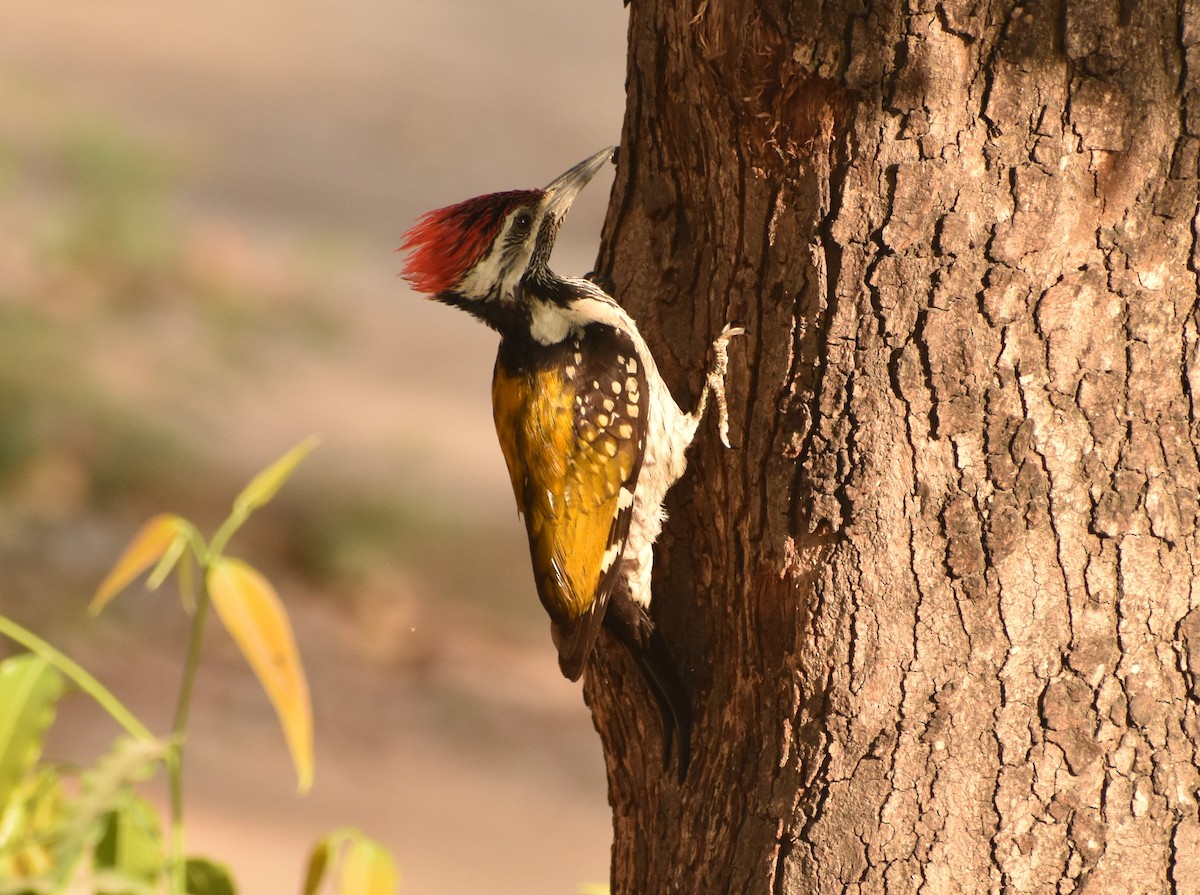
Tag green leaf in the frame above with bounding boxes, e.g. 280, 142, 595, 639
88, 871, 157, 895
0, 656, 63, 812
94, 795, 163, 895
0, 877, 53, 894
232, 436, 319, 518
206, 558, 313, 792
76, 738, 165, 818
185, 856, 237, 895
301, 835, 331, 895
53, 737, 168, 888
0, 616, 156, 746
0, 769, 67, 883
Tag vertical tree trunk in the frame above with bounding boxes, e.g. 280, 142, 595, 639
585, 1, 1200, 892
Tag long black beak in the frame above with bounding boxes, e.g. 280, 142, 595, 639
542, 146, 616, 220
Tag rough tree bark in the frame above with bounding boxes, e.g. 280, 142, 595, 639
584, 1, 1200, 892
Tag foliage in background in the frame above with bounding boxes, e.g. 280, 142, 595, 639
304, 828, 400, 895
0, 88, 593, 895
49, 124, 175, 299
0, 440, 399, 894
0, 116, 525, 642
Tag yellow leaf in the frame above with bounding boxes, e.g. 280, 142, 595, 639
233, 436, 319, 517
146, 527, 188, 590
91, 515, 187, 615
206, 558, 313, 792
303, 829, 398, 895
338, 835, 399, 895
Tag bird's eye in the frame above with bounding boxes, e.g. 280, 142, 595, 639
512, 211, 533, 234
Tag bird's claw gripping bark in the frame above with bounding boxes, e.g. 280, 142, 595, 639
708, 323, 744, 449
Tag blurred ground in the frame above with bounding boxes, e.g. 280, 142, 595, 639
0, 1, 628, 891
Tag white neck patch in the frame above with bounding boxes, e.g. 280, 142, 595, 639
529, 300, 574, 344
527, 284, 636, 346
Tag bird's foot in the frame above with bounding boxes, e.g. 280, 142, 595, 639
708, 323, 744, 449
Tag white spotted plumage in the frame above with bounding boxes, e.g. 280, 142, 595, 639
523, 280, 741, 610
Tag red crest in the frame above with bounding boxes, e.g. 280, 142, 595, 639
399, 189, 543, 294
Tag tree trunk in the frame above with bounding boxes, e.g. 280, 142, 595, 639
584, 1, 1200, 892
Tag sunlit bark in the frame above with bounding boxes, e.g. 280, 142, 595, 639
586, 2, 1200, 892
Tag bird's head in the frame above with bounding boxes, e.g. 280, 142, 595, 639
399, 147, 614, 319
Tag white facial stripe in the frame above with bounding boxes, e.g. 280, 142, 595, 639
455, 206, 544, 301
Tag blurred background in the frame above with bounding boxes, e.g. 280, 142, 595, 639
0, 0, 628, 891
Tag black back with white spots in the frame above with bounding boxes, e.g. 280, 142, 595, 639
567, 323, 649, 510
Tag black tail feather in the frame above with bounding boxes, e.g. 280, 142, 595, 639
602, 593, 692, 781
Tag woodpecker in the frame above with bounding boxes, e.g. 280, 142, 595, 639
399, 147, 740, 774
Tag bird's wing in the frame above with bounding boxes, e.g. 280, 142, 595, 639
492, 326, 648, 680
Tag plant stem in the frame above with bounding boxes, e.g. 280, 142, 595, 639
207, 510, 246, 562
167, 584, 212, 895
0, 614, 155, 743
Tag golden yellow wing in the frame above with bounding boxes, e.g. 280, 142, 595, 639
491, 325, 647, 680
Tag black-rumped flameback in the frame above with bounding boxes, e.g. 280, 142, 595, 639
399, 148, 740, 775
